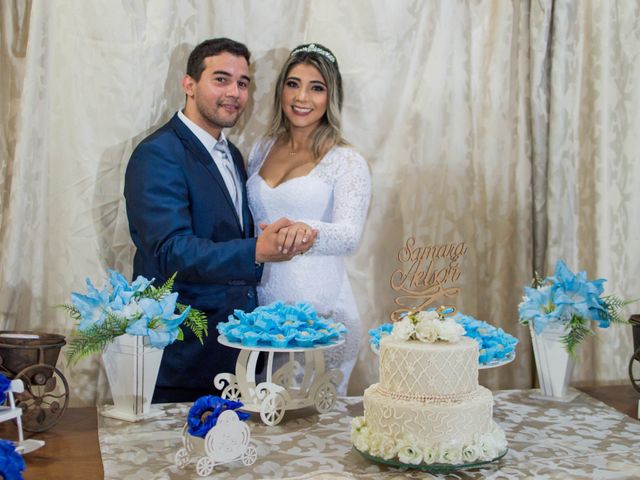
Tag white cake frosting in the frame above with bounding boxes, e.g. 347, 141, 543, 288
379, 336, 478, 398
352, 317, 507, 465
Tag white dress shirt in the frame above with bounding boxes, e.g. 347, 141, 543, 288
177, 110, 243, 228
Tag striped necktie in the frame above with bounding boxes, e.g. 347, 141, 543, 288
213, 143, 243, 228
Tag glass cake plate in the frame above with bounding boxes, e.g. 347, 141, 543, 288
478, 352, 516, 369
354, 446, 508, 474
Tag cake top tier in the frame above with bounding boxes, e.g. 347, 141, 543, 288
379, 335, 479, 397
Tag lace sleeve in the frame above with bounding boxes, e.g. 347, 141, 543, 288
303, 148, 371, 256
247, 138, 274, 177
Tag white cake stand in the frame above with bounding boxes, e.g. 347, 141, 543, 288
214, 336, 344, 426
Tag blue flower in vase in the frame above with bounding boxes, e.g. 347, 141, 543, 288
108, 269, 152, 305
125, 293, 191, 348
71, 278, 111, 331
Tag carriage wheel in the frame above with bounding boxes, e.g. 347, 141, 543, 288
628, 347, 640, 393
221, 383, 242, 401
242, 445, 258, 466
15, 364, 69, 432
314, 382, 337, 413
260, 392, 286, 426
175, 448, 189, 469
196, 456, 214, 476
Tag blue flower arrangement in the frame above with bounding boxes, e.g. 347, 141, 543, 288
218, 301, 347, 349
368, 313, 518, 365
454, 314, 518, 364
0, 439, 25, 480
518, 260, 633, 355
187, 395, 250, 438
0, 373, 11, 404
62, 270, 208, 364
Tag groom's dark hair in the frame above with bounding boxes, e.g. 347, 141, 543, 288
187, 38, 251, 81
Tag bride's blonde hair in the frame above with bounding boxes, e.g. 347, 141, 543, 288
265, 43, 347, 159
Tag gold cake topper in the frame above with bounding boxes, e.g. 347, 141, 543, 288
390, 237, 468, 321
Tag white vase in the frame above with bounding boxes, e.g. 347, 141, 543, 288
529, 323, 578, 402
101, 334, 165, 421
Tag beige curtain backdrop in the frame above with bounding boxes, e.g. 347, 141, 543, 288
1, 0, 638, 407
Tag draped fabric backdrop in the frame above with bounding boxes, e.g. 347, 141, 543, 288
1, 0, 639, 406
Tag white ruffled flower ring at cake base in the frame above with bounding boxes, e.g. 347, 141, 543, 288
518, 260, 636, 401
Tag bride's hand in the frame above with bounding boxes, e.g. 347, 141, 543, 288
279, 222, 317, 255
260, 221, 317, 256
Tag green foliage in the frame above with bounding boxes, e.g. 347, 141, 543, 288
561, 315, 594, 357
178, 303, 208, 345
65, 312, 129, 365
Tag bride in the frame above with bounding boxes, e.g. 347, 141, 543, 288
247, 43, 371, 395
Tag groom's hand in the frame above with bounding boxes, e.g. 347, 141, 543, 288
255, 218, 317, 262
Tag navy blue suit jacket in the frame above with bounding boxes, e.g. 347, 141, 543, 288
124, 113, 262, 399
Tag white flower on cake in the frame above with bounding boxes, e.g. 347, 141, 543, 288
391, 317, 415, 340
392, 307, 465, 344
414, 319, 439, 343
421, 444, 438, 464
439, 440, 463, 464
478, 432, 500, 460
367, 432, 386, 458
397, 442, 423, 465
378, 436, 397, 460
350, 417, 371, 452
462, 444, 481, 463
437, 319, 465, 343
351, 416, 366, 431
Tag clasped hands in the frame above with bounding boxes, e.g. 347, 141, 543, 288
255, 218, 318, 263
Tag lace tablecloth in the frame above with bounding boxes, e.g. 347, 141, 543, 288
98, 389, 640, 479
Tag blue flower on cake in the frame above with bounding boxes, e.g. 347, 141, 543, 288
518, 259, 632, 355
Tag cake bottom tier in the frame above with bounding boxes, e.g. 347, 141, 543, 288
364, 383, 494, 445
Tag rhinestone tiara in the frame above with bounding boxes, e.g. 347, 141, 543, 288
290, 43, 336, 63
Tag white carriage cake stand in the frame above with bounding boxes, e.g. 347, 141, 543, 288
214, 335, 344, 426
175, 409, 258, 476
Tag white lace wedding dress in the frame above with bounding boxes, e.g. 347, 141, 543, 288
247, 137, 371, 395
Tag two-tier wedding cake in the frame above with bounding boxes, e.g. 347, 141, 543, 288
351, 309, 507, 466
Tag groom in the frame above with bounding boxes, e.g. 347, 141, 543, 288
124, 38, 316, 403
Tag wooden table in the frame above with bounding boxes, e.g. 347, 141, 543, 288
1, 386, 637, 480
0, 407, 103, 480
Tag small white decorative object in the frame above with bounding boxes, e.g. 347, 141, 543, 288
0, 379, 45, 454
175, 410, 257, 476
101, 334, 164, 421
215, 336, 344, 426
529, 323, 578, 401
